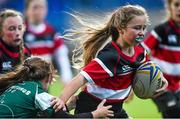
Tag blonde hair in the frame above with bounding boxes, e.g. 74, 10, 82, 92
165, 0, 175, 19
0, 9, 25, 63
63, 5, 149, 68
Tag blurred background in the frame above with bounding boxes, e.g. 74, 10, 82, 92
0, 0, 167, 118
0, 0, 167, 33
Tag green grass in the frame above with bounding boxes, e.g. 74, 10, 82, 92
49, 80, 162, 119
49, 80, 63, 96
124, 97, 162, 118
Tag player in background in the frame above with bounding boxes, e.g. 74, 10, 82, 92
23, 0, 73, 85
0, 9, 30, 74
0, 56, 114, 118
142, 0, 180, 118
51, 5, 168, 118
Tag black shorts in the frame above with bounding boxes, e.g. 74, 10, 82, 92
75, 91, 129, 118
152, 90, 180, 118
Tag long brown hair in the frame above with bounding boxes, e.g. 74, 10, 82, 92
62, 5, 149, 67
0, 56, 54, 92
0, 9, 25, 63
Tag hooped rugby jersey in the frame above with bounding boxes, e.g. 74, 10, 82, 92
0, 39, 30, 73
24, 22, 63, 58
24, 22, 73, 83
80, 41, 149, 103
142, 19, 180, 91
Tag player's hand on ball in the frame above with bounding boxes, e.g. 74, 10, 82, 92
92, 99, 114, 118
51, 97, 66, 112
154, 76, 168, 97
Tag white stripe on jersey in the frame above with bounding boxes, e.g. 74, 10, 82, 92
159, 44, 180, 51
141, 50, 147, 63
86, 84, 131, 100
80, 71, 95, 84
152, 57, 180, 76
36, 54, 52, 61
26, 41, 54, 48
94, 58, 114, 77
29, 22, 46, 33
141, 42, 151, 54
35, 92, 54, 111
151, 30, 162, 42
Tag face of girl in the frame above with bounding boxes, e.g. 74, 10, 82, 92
120, 15, 147, 47
1, 16, 25, 47
26, 0, 47, 24
169, 0, 180, 24
41, 74, 52, 91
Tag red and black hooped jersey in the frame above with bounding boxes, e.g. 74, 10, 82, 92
80, 41, 149, 103
23, 22, 73, 83
142, 19, 180, 91
0, 39, 30, 73
24, 22, 63, 60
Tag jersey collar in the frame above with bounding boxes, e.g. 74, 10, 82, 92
169, 19, 180, 34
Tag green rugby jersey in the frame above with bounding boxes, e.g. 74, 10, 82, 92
0, 81, 54, 118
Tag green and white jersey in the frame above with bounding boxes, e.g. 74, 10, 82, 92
0, 81, 54, 118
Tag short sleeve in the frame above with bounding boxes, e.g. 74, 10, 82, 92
80, 50, 118, 85
35, 86, 54, 117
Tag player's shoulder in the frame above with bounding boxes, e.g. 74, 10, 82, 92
20, 81, 38, 88
136, 43, 146, 51
97, 43, 119, 61
45, 22, 56, 32
15, 81, 39, 95
154, 21, 169, 34
20, 81, 43, 91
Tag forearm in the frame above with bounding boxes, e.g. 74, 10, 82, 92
60, 74, 86, 103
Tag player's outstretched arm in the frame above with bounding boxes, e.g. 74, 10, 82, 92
52, 73, 87, 112
52, 99, 114, 118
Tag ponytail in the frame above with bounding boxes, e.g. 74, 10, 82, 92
82, 26, 112, 66
62, 12, 119, 68
63, 5, 149, 68
0, 56, 54, 93
0, 66, 29, 92
19, 40, 25, 64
